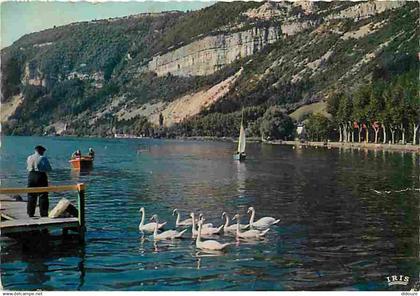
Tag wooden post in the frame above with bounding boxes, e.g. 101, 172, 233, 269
77, 183, 86, 243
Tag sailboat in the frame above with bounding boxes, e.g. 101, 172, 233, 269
233, 112, 246, 161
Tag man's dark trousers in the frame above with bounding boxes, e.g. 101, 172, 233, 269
27, 171, 49, 217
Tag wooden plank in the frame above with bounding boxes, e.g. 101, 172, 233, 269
0, 195, 28, 220
1, 217, 79, 228
1, 213, 15, 220
0, 194, 22, 202
0, 184, 79, 194
1, 218, 79, 234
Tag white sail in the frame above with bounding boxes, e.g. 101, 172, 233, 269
237, 122, 246, 153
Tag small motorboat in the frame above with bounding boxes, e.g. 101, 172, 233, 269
69, 156, 93, 170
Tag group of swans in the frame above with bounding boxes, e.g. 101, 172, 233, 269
173, 209, 213, 229
138, 206, 280, 251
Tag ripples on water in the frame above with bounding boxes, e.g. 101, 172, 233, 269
0, 136, 418, 290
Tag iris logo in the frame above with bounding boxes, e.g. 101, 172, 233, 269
386, 275, 410, 286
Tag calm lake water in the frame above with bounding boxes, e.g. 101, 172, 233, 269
0, 136, 418, 291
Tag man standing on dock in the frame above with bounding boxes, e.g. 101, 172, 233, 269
26, 145, 52, 217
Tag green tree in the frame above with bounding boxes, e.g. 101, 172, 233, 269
353, 85, 371, 142
327, 92, 343, 141
1, 54, 23, 100
406, 91, 420, 145
336, 93, 353, 142
305, 114, 332, 142
368, 84, 385, 143
326, 92, 340, 117
259, 106, 295, 140
383, 87, 399, 144
379, 87, 393, 144
391, 82, 407, 144
399, 72, 419, 145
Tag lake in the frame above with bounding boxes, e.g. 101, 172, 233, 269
0, 136, 418, 291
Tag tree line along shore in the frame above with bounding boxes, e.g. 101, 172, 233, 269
304, 69, 418, 146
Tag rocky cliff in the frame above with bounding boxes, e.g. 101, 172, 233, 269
1, 1, 417, 137
148, 27, 280, 77
327, 0, 406, 20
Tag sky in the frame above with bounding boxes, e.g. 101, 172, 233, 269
0, 1, 214, 48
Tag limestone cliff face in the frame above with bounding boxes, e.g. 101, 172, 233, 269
243, 1, 315, 20
327, 1, 406, 21
243, 2, 286, 20
148, 26, 280, 77
281, 21, 315, 36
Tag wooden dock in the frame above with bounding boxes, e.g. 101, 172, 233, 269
0, 183, 86, 241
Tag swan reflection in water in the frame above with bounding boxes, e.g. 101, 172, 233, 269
137, 235, 146, 254
138, 235, 181, 254
235, 237, 268, 246
194, 250, 226, 270
153, 240, 174, 253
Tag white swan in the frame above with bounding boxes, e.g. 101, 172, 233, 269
173, 209, 212, 228
150, 215, 187, 240
191, 213, 223, 236
222, 212, 249, 233
139, 207, 166, 232
196, 219, 230, 251
198, 213, 213, 228
173, 208, 195, 226
247, 207, 279, 230
233, 214, 269, 240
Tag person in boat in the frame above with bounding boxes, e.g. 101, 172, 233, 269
72, 150, 81, 159
26, 145, 52, 217
88, 148, 95, 159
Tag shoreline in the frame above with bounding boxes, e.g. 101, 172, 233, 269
3, 134, 419, 153
265, 140, 420, 153
176, 136, 261, 143
176, 136, 419, 153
